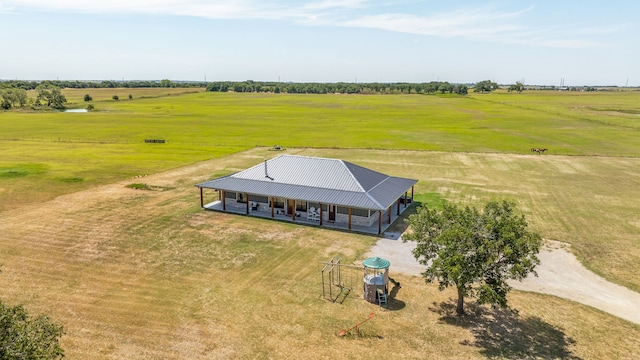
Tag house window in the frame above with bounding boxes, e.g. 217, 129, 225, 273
296, 201, 307, 212
337, 206, 369, 217
352, 208, 370, 217
225, 192, 237, 199
273, 198, 285, 209
248, 195, 268, 203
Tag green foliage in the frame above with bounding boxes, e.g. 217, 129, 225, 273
508, 82, 525, 93
0, 88, 28, 109
0, 300, 65, 360
0, 266, 64, 360
128, 94, 133, 100
205, 80, 469, 95
455, 84, 468, 95
112, 95, 119, 101
83, 94, 92, 101
474, 80, 499, 93
86, 104, 95, 111
160, 79, 174, 88
126, 182, 150, 190
35, 84, 67, 109
404, 200, 542, 315
0, 79, 206, 90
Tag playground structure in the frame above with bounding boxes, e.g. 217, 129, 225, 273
320, 256, 362, 303
362, 257, 390, 308
338, 313, 375, 336
320, 256, 397, 308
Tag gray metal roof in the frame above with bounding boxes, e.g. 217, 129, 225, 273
196, 155, 417, 210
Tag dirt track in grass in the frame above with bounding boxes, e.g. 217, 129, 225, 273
367, 235, 640, 325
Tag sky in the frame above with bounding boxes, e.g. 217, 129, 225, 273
0, 1, 638, 86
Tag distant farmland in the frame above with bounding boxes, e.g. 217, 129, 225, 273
1, 90, 640, 358
1, 89, 639, 212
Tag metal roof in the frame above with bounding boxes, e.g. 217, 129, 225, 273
196, 155, 417, 210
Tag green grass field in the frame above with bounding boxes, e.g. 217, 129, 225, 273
1, 89, 640, 358
1, 89, 639, 212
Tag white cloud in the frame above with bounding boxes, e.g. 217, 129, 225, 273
3, 0, 265, 18
302, 0, 367, 10
2, 1, 613, 48
334, 6, 609, 48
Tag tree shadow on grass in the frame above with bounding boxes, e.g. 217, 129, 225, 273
431, 301, 580, 359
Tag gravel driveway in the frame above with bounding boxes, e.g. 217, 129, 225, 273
366, 235, 640, 325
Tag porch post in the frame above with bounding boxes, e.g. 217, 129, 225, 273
245, 193, 249, 215
270, 197, 274, 218
397, 198, 401, 215
319, 203, 323, 226
404, 191, 408, 209
378, 211, 382, 235
222, 191, 226, 210
199, 187, 204, 208
411, 186, 414, 200
388, 206, 391, 224
292, 200, 296, 221
348, 208, 352, 231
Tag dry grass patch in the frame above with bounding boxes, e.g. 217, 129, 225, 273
1, 148, 639, 359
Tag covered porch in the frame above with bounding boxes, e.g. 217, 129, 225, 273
199, 188, 415, 236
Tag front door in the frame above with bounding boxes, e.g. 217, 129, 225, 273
329, 205, 336, 221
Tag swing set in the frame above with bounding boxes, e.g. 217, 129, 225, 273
319, 256, 363, 303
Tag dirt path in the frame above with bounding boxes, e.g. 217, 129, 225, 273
367, 235, 640, 325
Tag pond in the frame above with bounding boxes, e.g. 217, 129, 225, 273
64, 109, 88, 113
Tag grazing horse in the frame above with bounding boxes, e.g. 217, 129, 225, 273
531, 148, 548, 154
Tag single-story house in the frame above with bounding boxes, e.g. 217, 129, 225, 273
195, 155, 418, 235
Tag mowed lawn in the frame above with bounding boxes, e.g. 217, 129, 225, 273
1, 148, 639, 359
1, 90, 640, 358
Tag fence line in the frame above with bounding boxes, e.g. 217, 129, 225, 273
0, 137, 259, 148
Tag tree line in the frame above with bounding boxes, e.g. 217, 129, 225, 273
0, 79, 204, 90
1, 79, 471, 95
206, 80, 470, 95
2, 78, 530, 110
1, 84, 67, 109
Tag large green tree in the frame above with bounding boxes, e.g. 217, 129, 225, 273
0, 266, 64, 359
474, 80, 499, 93
0, 88, 28, 109
404, 201, 542, 315
35, 84, 67, 109
508, 81, 525, 93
